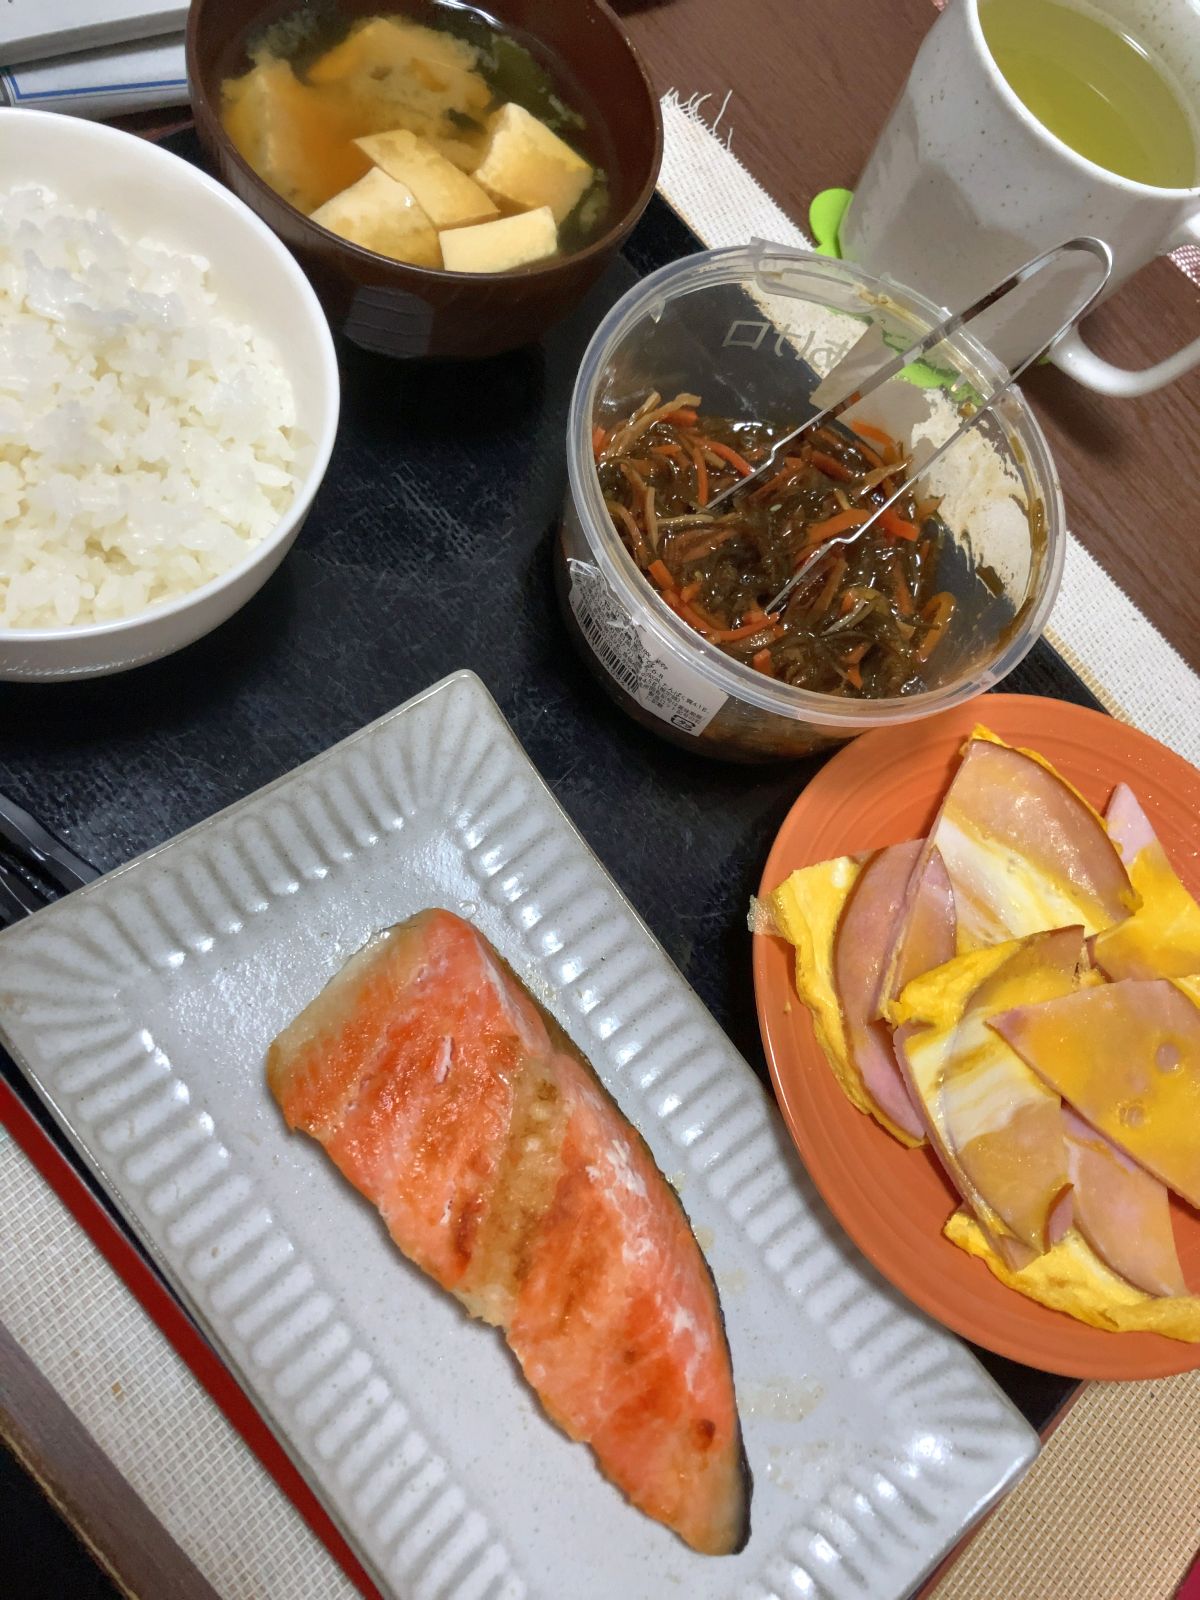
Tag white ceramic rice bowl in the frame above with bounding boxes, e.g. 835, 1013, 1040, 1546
0, 109, 339, 680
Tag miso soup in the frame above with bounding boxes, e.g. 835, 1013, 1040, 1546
220, 2, 614, 272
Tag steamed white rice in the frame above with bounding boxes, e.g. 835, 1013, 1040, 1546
0, 185, 305, 630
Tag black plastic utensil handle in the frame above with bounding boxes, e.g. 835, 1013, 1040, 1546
0, 792, 96, 894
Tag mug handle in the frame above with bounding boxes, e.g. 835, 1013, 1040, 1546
1047, 212, 1200, 397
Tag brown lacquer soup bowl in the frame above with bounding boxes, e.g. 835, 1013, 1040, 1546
187, 0, 663, 358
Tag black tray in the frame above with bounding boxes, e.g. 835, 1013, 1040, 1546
0, 132, 1090, 1593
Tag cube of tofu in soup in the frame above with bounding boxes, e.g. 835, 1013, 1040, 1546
439, 207, 558, 272
473, 103, 593, 224
310, 168, 442, 267
222, 58, 371, 213
307, 17, 491, 143
355, 129, 499, 228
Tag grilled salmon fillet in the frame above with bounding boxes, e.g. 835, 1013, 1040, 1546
266, 908, 751, 1555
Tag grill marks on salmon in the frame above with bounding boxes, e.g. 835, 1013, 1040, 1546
267, 909, 750, 1555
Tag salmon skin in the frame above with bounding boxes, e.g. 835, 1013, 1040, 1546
267, 908, 751, 1555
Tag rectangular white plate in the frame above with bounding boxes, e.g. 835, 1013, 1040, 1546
0, 672, 1036, 1600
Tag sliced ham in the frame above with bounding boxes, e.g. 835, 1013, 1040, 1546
992, 977, 1200, 1210
1092, 783, 1200, 981
833, 840, 928, 1141
1061, 1107, 1187, 1297
888, 846, 957, 997
894, 926, 1083, 1253
880, 730, 1136, 1007
769, 851, 924, 1145
1046, 1189, 1073, 1247
1105, 782, 1158, 860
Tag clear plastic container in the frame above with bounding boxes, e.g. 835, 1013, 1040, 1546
558, 243, 1065, 761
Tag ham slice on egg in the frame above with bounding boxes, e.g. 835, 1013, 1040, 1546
879, 730, 1137, 1010
1060, 1107, 1187, 1298
769, 839, 958, 1146
892, 926, 1084, 1254
832, 841, 939, 1143
991, 976, 1200, 1210
1092, 784, 1200, 981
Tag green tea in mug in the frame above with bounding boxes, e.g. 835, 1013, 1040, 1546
979, 0, 1198, 187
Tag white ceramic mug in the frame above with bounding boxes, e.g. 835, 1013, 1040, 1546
841, 0, 1200, 396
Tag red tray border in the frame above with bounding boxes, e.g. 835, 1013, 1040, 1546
0, 1076, 383, 1600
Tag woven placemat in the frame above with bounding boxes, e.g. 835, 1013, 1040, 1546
927, 1373, 1200, 1600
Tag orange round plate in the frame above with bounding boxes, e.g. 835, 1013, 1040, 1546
753, 695, 1200, 1380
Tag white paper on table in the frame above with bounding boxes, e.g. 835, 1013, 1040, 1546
0, 33, 188, 117
0, 0, 187, 68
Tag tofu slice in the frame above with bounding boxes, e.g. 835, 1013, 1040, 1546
310, 168, 442, 268
472, 103, 593, 224
355, 129, 499, 228
221, 58, 370, 214
439, 206, 557, 273
306, 17, 490, 143
307, 17, 480, 84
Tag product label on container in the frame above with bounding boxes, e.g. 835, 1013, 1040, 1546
567, 560, 727, 738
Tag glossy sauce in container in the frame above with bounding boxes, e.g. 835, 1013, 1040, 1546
558, 244, 1066, 761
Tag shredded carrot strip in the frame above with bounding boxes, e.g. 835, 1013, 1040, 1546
710, 618, 772, 643
592, 425, 607, 457
700, 439, 754, 476
751, 647, 775, 676
679, 580, 700, 602
810, 553, 847, 617
678, 601, 718, 635
674, 523, 742, 560
750, 460, 803, 502
891, 559, 915, 618
806, 507, 872, 542
808, 449, 853, 482
841, 640, 871, 690
852, 420, 897, 453
651, 442, 684, 460
838, 591, 857, 616
819, 424, 883, 470
661, 407, 698, 426
880, 506, 919, 542
687, 598, 725, 631
648, 558, 674, 590
690, 443, 709, 507
916, 592, 956, 661
607, 500, 650, 565
854, 421, 902, 465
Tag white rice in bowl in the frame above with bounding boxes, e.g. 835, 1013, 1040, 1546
0, 185, 307, 630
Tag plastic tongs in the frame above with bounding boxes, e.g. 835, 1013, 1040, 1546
701, 237, 1113, 615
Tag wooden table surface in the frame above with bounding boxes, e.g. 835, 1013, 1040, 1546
619, 0, 1200, 672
